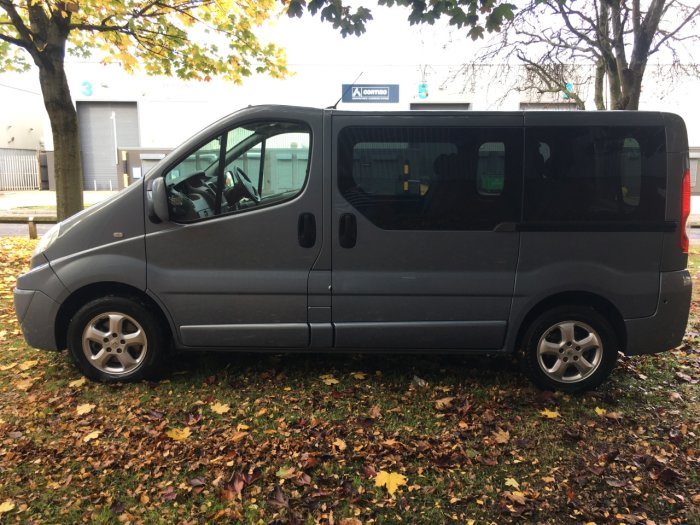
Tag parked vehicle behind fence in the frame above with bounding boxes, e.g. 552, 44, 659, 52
14, 106, 692, 391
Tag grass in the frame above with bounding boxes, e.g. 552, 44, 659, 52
0, 238, 698, 524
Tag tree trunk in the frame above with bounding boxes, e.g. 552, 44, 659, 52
594, 59, 606, 109
37, 54, 83, 221
623, 64, 645, 110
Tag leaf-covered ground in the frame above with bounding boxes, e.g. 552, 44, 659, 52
0, 237, 699, 524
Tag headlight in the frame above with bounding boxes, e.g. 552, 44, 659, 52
33, 223, 60, 257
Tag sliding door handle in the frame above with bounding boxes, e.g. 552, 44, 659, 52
339, 213, 357, 248
298, 212, 316, 248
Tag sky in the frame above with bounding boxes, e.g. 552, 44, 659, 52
2, 1, 700, 149
264, 4, 485, 69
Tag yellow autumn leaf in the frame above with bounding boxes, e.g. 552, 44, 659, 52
76, 403, 95, 416
83, 430, 102, 442
236, 423, 250, 431
320, 374, 339, 385
375, 470, 407, 496
0, 500, 14, 514
540, 408, 560, 419
210, 402, 230, 414
15, 378, 34, 391
493, 429, 510, 444
594, 407, 607, 416
435, 397, 455, 410
351, 372, 368, 380
0, 362, 17, 371
19, 359, 39, 371
333, 438, 347, 451
505, 477, 520, 489
230, 431, 248, 442
69, 377, 87, 388
166, 427, 191, 441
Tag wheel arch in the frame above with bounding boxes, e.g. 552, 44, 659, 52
55, 282, 171, 350
513, 291, 626, 355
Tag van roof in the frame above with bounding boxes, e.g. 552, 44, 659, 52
234, 104, 678, 125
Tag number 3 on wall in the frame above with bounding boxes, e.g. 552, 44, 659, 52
82, 81, 93, 97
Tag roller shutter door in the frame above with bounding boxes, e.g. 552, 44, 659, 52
77, 102, 139, 190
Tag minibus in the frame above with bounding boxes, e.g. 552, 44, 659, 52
14, 106, 692, 391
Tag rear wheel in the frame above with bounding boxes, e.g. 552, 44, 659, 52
522, 305, 618, 392
67, 296, 167, 382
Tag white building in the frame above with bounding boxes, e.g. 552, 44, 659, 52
1, 10, 699, 191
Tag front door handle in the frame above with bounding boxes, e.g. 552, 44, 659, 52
339, 213, 357, 248
298, 212, 316, 248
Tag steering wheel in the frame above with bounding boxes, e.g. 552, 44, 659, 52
234, 167, 261, 203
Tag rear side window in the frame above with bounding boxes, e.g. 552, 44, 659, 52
477, 142, 505, 195
337, 127, 522, 230
523, 126, 666, 222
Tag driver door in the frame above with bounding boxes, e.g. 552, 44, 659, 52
145, 111, 322, 348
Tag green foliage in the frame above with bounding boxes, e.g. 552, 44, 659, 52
0, 0, 287, 82
285, 0, 517, 39
287, 0, 374, 37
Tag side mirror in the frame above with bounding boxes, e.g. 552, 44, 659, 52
150, 178, 170, 223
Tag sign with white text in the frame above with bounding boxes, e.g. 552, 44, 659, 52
342, 84, 399, 103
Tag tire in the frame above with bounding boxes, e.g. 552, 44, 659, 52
67, 295, 167, 382
521, 305, 618, 392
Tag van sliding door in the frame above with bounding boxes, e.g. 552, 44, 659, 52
331, 115, 523, 350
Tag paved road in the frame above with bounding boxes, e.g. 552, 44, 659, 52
0, 223, 53, 237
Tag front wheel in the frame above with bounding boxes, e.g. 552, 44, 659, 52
521, 305, 619, 392
67, 296, 167, 382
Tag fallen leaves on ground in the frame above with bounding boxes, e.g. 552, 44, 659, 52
0, 238, 698, 523
68, 377, 86, 388
539, 408, 561, 419
374, 470, 407, 496
209, 402, 230, 414
165, 427, 191, 441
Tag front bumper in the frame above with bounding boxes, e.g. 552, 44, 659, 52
14, 260, 68, 352
624, 269, 692, 355
14, 288, 61, 350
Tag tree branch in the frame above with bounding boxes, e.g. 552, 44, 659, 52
0, 0, 35, 52
649, 3, 700, 54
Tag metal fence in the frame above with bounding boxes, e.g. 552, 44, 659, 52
0, 148, 40, 191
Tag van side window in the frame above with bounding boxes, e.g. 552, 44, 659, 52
338, 127, 522, 230
524, 126, 665, 222
163, 121, 310, 222
477, 142, 505, 196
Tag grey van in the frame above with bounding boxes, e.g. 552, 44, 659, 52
14, 106, 692, 391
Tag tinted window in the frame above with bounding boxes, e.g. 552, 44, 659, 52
164, 121, 310, 222
338, 127, 522, 230
523, 126, 665, 222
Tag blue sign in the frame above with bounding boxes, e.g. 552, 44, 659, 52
342, 84, 399, 103
418, 82, 428, 99
563, 82, 573, 99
